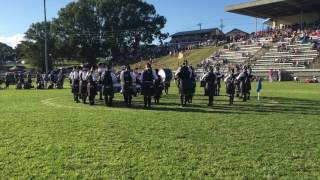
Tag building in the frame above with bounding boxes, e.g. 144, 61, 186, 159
225, 0, 320, 28
170, 28, 224, 45
225, 28, 249, 42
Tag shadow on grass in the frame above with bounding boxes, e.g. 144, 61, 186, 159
214, 96, 320, 116
73, 95, 320, 116
91, 100, 252, 115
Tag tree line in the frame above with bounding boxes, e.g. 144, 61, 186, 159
15, 0, 168, 72
0, 42, 15, 65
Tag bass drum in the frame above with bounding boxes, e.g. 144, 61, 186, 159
159, 68, 173, 81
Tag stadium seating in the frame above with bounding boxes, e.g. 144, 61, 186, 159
253, 39, 318, 72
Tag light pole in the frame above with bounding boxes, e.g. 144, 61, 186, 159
43, 0, 49, 73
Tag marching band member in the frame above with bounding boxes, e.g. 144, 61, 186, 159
101, 64, 117, 106
141, 63, 158, 108
120, 65, 136, 107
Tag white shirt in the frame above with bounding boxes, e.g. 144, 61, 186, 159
80, 70, 88, 81
69, 71, 74, 80
70, 71, 79, 81
98, 67, 105, 74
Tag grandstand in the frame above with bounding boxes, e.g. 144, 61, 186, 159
225, 0, 320, 28
220, 0, 320, 79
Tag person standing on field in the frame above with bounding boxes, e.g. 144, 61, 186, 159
120, 65, 136, 107
141, 63, 158, 108
203, 66, 216, 106
101, 64, 117, 107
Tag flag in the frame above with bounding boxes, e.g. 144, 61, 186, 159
257, 79, 262, 93
257, 79, 262, 102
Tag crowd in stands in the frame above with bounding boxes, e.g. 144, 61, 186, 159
256, 21, 320, 43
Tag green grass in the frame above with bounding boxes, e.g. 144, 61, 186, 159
130, 46, 220, 70
0, 82, 320, 179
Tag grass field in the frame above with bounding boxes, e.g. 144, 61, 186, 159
0, 82, 320, 179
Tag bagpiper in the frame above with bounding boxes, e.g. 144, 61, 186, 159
175, 60, 192, 106
79, 66, 89, 104
141, 63, 158, 108
237, 66, 250, 102
70, 66, 80, 103
203, 66, 216, 106
97, 63, 105, 100
120, 65, 136, 107
4, 72, 10, 89
87, 66, 97, 105
154, 69, 163, 104
224, 68, 236, 105
101, 64, 117, 106
234, 65, 241, 97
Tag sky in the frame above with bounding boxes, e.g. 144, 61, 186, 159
0, 0, 265, 48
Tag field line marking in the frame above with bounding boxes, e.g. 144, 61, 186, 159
41, 97, 82, 109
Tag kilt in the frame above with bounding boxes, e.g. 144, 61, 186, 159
164, 81, 171, 87
103, 85, 114, 97
205, 82, 216, 96
154, 85, 163, 97
141, 82, 154, 96
179, 80, 191, 96
72, 80, 79, 94
240, 82, 250, 94
123, 84, 133, 96
87, 82, 97, 97
97, 84, 103, 92
226, 83, 235, 95
79, 81, 87, 96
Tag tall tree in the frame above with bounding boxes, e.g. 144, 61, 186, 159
20, 22, 56, 72
54, 0, 168, 63
53, 0, 105, 65
0, 42, 15, 65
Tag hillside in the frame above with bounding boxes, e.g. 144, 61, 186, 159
130, 46, 221, 70
10, 46, 221, 72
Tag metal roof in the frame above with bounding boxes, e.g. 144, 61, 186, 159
225, 0, 320, 19
171, 28, 223, 37
225, 28, 249, 36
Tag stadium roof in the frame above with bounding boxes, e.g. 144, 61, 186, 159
225, 0, 320, 19
171, 28, 223, 37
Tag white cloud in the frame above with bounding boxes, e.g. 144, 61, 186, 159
0, 34, 24, 48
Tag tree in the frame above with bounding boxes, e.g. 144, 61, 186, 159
53, 0, 168, 64
0, 42, 15, 65
19, 0, 168, 68
53, 0, 102, 65
20, 22, 56, 72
